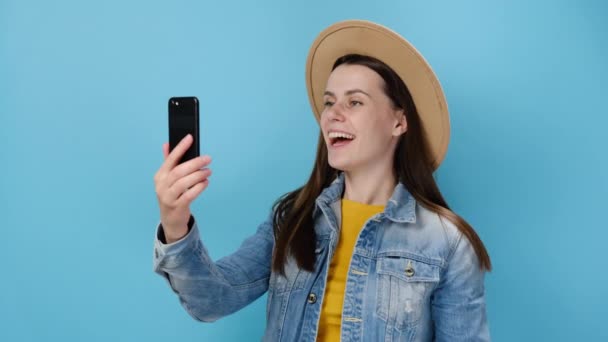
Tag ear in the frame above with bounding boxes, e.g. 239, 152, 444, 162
392, 109, 407, 137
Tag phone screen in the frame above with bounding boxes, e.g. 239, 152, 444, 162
168, 96, 200, 164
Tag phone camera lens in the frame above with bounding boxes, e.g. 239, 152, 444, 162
175, 101, 179, 106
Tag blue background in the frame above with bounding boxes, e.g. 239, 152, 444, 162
1, 0, 606, 341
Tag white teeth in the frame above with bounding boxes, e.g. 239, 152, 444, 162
328, 132, 355, 140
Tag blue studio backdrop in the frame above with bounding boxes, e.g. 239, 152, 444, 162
1, 0, 606, 341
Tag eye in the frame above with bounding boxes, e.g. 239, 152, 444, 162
350, 100, 362, 107
324, 100, 334, 107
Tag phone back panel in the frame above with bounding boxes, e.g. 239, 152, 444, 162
168, 96, 199, 164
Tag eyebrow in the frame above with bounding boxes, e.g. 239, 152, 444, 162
323, 89, 371, 98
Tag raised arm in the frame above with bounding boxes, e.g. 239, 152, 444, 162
153, 210, 275, 322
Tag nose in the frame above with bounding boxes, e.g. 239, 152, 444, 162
325, 102, 346, 122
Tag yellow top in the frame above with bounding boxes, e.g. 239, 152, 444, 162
316, 198, 385, 341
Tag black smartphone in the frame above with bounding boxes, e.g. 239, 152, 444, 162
168, 96, 200, 164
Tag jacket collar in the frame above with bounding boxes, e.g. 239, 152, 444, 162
313, 171, 417, 224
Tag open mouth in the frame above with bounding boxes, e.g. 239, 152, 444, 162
328, 131, 355, 148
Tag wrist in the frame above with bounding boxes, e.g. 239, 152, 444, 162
160, 215, 194, 244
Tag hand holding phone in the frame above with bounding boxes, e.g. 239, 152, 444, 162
152, 96, 211, 243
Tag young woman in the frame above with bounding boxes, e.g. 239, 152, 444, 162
153, 20, 491, 341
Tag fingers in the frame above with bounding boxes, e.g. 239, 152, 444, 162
155, 172, 207, 210
154, 135, 212, 209
160, 134, 193, 174
162, 143, 169, 159
176, 179, 209, 207
165, 155, 212, 188
170, 168, 212, 199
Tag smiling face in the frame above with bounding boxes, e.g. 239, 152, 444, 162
321, 63, 407, 173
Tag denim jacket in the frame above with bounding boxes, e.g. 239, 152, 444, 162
153, 173, 491, 341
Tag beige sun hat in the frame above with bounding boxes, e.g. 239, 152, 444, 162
305, 19, 450, 170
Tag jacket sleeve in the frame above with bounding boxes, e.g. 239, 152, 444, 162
152, 210, 275, 322
431, 232, 491, 341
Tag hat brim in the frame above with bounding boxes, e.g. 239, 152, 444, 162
305, 20, 450, 170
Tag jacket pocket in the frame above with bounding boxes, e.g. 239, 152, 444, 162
375, 254, 440, 331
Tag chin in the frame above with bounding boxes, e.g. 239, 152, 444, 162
328, 158, 352, 172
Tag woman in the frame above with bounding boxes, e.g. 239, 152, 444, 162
153, 20, 491, 341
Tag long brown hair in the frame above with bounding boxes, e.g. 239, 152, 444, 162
271, 54, 491, 275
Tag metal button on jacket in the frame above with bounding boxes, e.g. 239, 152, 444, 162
307, 293, 317, 304
405, 260, 415, 277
